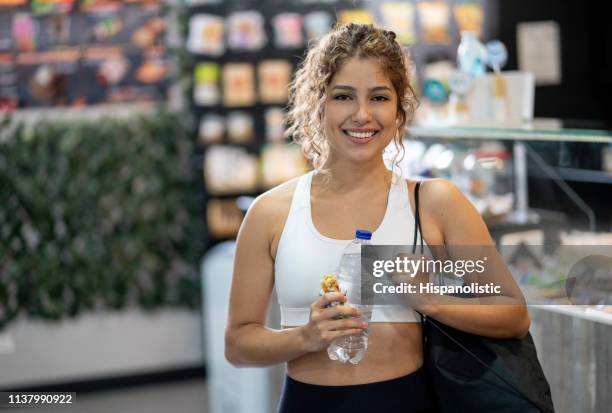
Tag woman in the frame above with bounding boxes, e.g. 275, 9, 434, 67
225, 23, 530, 413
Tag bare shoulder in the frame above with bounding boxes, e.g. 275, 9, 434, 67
247, 176, 300, 221
240, 175, 301, 256
418, 178, 464, 211
406, 178, 461, 245
418, 178, 493, 245
229, 177, 303, 332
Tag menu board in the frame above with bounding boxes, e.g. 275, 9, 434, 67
0, 0, 170, 110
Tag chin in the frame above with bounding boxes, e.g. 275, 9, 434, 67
343, 150, 384, 165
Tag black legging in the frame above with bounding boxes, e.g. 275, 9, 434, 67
278, 366, 437, 413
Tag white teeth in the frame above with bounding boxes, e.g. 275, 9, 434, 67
346, 131, 376, 139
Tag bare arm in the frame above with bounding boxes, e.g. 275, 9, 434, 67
416, 179, 530, 339
224, 193, 306, 366
224, 191, 367, 367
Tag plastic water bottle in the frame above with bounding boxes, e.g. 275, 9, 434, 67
327, 229, 374, 365
457, 31, 486, 77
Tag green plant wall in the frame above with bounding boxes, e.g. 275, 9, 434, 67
0, 110, 201, 330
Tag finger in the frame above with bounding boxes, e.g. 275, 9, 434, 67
316, 319, 366, 342
316, 304, 361, 321
313, 292, 346, 309
333, 303, 362, 318
327, 328, 367, 342
327, 318, 368, 331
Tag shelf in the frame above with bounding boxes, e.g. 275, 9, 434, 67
1, 103, 160, 124
409, 123, 610, 230
531, 305, 612, 327
555, 167, 612, 184
410, 124, 612, 143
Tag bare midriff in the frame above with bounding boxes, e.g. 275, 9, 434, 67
284, 322, 423, 385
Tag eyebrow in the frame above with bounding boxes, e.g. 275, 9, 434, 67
332, 85, 393, 92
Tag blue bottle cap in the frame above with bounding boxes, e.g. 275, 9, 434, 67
355, 229, 372, 240
485, 40, 508, 71
423, 79, 447, 104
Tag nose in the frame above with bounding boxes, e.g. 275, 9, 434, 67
351, 100, 373, 124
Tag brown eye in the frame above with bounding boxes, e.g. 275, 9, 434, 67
333, 95, 352, 101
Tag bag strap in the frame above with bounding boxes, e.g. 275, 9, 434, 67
413, 181, 428, 351
412, 180, 545, 413
412, 181, 424, 255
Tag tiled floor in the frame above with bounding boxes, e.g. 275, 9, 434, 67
7, 379, 208, 413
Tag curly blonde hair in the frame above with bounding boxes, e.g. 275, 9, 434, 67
285, 23, 418, 171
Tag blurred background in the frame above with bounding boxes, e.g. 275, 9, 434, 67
0, 1, 611, 412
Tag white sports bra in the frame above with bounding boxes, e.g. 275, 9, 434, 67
274, 171, 423, 326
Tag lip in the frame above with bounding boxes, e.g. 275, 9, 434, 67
343, 129, 379, 133
342, 129, 379, 144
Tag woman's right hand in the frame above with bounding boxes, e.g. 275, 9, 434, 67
299, 292, 368, 353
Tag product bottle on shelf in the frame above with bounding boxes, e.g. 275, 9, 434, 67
448, 70, 472, 125
327, 229, 374, 365
457, 31, 486, 77
485, 40, 510, 124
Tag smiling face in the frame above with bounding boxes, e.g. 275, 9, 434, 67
323, 57, 398, 167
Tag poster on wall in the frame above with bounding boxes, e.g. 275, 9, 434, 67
80, 6, 126, 44
81, 46, 168, 104
16, 49, 81, 107
79, 0, 122, 13
38, 13, 74, 49
0, 53, 18, 109
135, 50, 169, 85
0, 11, 13, 51
81, 46, 126, 103
31, 0, 75, 16
79, 2, 165, 47
12, 12, 38, 52
123, 3, 165, 50
0, 0, 27, 5
1, 0, 170, 110
517, 21, 561, 86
